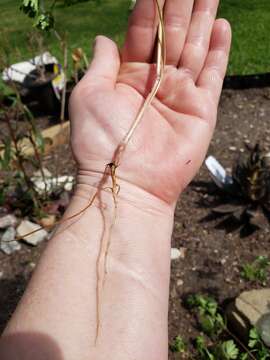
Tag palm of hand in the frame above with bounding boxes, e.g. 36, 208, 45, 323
70, 64, 213, 203
69, 1, 231, 204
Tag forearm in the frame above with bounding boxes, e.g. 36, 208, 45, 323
0, 177, 174, 360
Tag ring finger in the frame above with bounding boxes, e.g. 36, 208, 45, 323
178, 0, 219, 81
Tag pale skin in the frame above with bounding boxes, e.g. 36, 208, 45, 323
0, 0, 231, 359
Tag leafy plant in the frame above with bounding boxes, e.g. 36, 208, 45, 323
207, 144, 270, 233
213, 340, 239, 359
0, 91, 66, 218
248, 328, 270, 360
195, 336, 215, 360
34, 12, 54, 31
20, 0, 39, 18
187, 294, 225, 337
241, 256, 270, 285
20, 0, 99, 32
169, 335, 186, 353
190, 294, 270, 360
195, 337, 240, 360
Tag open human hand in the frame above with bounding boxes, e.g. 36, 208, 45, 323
69, 0, 231, 205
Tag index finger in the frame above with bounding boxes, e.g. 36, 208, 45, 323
122, 0, 165, 63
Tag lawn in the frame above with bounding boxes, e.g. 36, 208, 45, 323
218, 0, 270, 75
0, 0, 270, 84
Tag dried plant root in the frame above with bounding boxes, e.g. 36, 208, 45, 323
94, 0, 166, 343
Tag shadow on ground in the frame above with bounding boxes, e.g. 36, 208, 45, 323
0, 275, 27, 334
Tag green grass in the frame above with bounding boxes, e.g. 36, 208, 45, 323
218, 0, 270, 75
0, 0, 270, 94
0, 0, 130, 60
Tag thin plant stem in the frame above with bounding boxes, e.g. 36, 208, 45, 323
224, 327, 257, 360
4, 112, 41, 211
60, 36, 68, 123
114, 0, 165, 166
23, 105, 48, 198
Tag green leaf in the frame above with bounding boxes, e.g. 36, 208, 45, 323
34, 128, 45, 154
34, 12, 54, 31
195, 336, 215, 360
0, 138, 12, 170
249, 327, 260, 340
20, 0, 39, 17
221, 340, 239, 359
169, 335, 186, 353
239, 353, 248, 360
248, 339, 257, 348
200, 314, 216, 336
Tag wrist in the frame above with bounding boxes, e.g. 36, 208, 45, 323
75, 167, 175, 218
54, 167, 175, 255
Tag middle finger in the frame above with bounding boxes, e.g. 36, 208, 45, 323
163, 0, 194, 66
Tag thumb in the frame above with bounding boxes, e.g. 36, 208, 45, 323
83, 35, 120, 89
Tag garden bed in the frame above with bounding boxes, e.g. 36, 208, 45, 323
0, 86, 270, 358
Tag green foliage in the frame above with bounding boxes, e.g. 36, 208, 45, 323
20, 0, 55, 31
248, 328, 270, 360
0, 137, 12, 171
213, 340, 239, 359
169, 335, 186, 353
20, 0, 100, 32
20, 0, 39, 18
241, 256, 270, 285
187, 294, 225, 337
34, 12, 55, 31
218, 0, 270, 75
189, 294, 270, 359
195, 336, 215, 360
195, 336, 240, 360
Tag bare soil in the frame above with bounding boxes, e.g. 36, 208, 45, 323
1, 87, 270, 358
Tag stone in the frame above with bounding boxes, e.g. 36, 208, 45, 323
0, 215, 17, 229
177, 279, 184, 287
257, 313, 270, 347
0, 227, 21, 255
179, 247, 187, 259
39, 214, 56, 228
32, 174, 74, 195
33, 168, 52, 179
226, 289, 270, 346
17, 220, 48, 246
171, 248, 181, 260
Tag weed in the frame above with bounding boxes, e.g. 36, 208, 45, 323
187, 294, 225, 338
241, 256, 270, 285
189, 294, 270, 360
169, 335, 186, 354
208, 144, 270, 232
